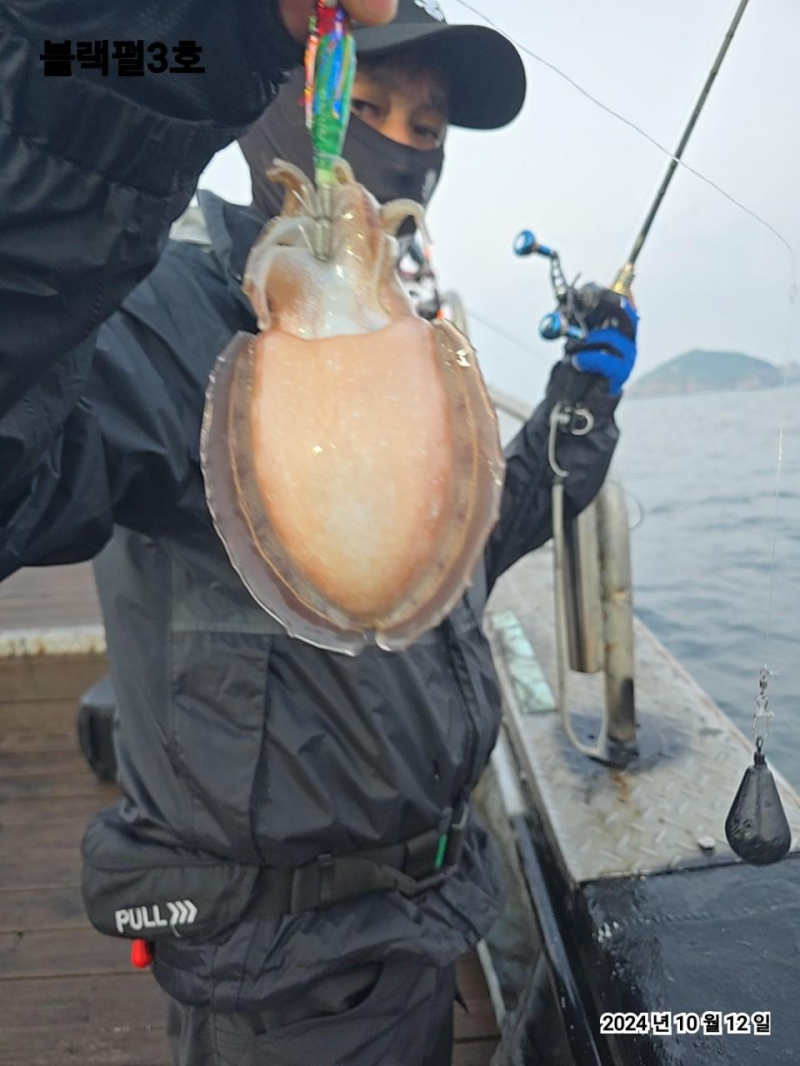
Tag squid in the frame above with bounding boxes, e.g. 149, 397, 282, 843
201, 159, 505, 654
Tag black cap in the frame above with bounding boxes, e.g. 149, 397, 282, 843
352, 0, 527, 130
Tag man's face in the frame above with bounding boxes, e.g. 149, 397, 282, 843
351, 52, 449, 152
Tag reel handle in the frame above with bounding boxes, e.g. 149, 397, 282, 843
514, 230, 555, 260
514, 228, 632, 404
539, 312, 583, 343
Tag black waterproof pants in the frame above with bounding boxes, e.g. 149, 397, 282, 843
166, 958, 456, 1066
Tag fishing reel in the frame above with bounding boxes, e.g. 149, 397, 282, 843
514, 227, 636, 420
513, 229, 612, 345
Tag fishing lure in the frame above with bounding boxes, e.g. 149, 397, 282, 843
305, 0, 357, 260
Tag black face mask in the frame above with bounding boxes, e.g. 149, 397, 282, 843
239, 70, 445, 231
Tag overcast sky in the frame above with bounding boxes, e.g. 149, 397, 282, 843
198, 0, 800, 404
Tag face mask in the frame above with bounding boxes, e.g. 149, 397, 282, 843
239, 70, 445, 229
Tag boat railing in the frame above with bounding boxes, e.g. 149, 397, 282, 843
474, 352, 638, 767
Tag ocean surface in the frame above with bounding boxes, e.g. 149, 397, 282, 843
499, 384, 800, 788
614, 386, 800, 788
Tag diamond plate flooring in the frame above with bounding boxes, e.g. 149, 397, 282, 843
488, 547, 800, 884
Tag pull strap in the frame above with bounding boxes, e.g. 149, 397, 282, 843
249, 803, 470, 918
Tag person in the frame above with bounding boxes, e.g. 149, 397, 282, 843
0, 1, 638, 1063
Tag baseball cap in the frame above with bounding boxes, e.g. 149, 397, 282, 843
352, 0, 527, 130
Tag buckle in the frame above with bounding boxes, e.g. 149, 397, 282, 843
290, 853, 424, 913
290, 853, 336, 914
317, 853, 336, 905
434, 802, 469, 872
401, 869, 448, 897
404, 827, 443, 880
286, 807, 471, 915
399, 803, 471, 899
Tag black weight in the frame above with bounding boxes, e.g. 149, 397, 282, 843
725, 751, 792, 866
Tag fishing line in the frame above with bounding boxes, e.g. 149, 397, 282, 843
729, 294, 796, 859
460, 0, 796, 634
759, 287, 797, 660
764, 377, 788, 654
456, 0, 798, 463
468, 310, 546, 361
450, 0, 795, 266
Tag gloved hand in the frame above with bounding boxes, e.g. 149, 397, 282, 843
567, 286, 639, 397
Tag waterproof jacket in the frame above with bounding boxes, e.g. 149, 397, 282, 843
0, 1, 621, 1012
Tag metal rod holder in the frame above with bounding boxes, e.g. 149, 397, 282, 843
553, 477, 637, 767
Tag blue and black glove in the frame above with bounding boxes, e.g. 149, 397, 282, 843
566, 285, 639, 397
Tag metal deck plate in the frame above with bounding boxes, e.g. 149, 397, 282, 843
487, 548, 800, 884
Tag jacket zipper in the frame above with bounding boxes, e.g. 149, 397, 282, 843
442, 618, 480, 796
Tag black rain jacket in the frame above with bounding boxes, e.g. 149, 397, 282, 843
0, 0, 621, 1011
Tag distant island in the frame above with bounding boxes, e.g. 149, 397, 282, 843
629, 350, 800, 398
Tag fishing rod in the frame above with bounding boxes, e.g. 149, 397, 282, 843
515, 0, 753, 345
612, 0, 752, 297
514, 0, 792, 861
510, 0, 775, 776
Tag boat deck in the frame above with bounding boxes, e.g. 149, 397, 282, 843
0, 564, 500, 1066
0, 563, 103, 632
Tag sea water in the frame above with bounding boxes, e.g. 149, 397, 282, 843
498, 385, 800, 787
616, 386, 800, 788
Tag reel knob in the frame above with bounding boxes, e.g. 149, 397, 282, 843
514, 230, 538, 257
539, 311, 564, 340
539, 312, 584, 343
514, 230, 555, 260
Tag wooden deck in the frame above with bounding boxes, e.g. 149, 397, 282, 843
0, 565, 500, 1065
0, 563, 102, 631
